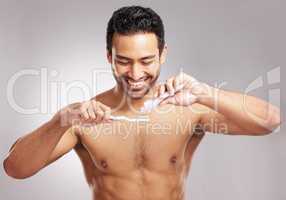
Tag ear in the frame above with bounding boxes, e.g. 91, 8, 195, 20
159, 45, 167, 65
107, 51, 112, 64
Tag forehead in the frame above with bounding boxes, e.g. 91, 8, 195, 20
111, 32, 159, 58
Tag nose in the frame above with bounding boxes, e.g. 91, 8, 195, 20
129, 63, 145, 81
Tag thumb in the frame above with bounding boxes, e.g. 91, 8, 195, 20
185, 92, 198, 105
159, 96, 177, 106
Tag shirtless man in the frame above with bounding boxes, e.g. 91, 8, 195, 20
3, 6, 281, 200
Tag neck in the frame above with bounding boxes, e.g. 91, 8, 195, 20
112, 84, 158, 112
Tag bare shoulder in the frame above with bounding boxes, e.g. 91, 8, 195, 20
90, 88, 115, 107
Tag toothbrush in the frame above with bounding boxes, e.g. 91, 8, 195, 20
110, 115, 150, 122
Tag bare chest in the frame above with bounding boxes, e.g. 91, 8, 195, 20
77, 110, 196, 174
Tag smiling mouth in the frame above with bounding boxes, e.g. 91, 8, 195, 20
125, 77, 150, 90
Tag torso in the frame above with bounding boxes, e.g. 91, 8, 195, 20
74, 90, 205, 200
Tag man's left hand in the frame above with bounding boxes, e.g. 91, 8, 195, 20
155, 72, 211, 106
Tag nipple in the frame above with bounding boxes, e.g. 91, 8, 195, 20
100, 160, 108, 169
170, 155, 177, 164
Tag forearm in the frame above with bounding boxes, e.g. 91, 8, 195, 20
3, 116, 70, 178
197, 86, 281, 133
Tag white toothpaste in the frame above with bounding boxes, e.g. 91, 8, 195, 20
140, 84, 197, 113
140, 95, 167, 113
139, 84, 183, 113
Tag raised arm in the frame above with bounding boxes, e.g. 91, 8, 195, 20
194, 87, 281, 135
3, 100, 112, 179
3, 110, 77, 179
156, 72, 281, 135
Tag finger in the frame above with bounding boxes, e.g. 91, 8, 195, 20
100, 104, 112, 122
187, 76, 199, 89
160, 96, 176, 105
154, 84, 161, 98
173, 77, 180, 91
188, 93, 198, 104
80, 103, 89, 120
94, 107, 104, 123
87, 102, 96, 120
159, 99, 168, 106
166, 77, 175, 95
159, 84, 166, 97
174, 76, 185, 91
91, 101, 101, 122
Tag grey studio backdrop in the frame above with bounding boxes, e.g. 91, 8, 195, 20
0, 0, 285, 200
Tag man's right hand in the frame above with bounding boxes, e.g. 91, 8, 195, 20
54, 100, 112, 127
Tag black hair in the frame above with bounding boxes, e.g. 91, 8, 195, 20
106, 6, 165, 55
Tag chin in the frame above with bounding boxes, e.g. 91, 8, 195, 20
127, 88, 149, 99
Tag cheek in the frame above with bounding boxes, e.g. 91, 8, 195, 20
147, 62, 160, 76
113, 65, 128, 76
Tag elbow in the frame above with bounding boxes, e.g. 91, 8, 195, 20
259, 109, 282, 135
3, 157, 32, 180
273, 112, 281, 130
268, 108, 281, 134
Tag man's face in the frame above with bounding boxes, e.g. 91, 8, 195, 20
108, 32, 166, 99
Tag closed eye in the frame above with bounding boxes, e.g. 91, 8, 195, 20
116, 60, 130, 65
142, 60, 154, 65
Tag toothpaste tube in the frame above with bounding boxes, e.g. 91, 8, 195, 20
140, 84, 197, 112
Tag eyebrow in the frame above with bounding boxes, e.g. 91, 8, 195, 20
140, 55, 156, 60
115, 54, 156, 60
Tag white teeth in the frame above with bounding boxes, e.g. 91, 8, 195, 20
127, 79, 146, 88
